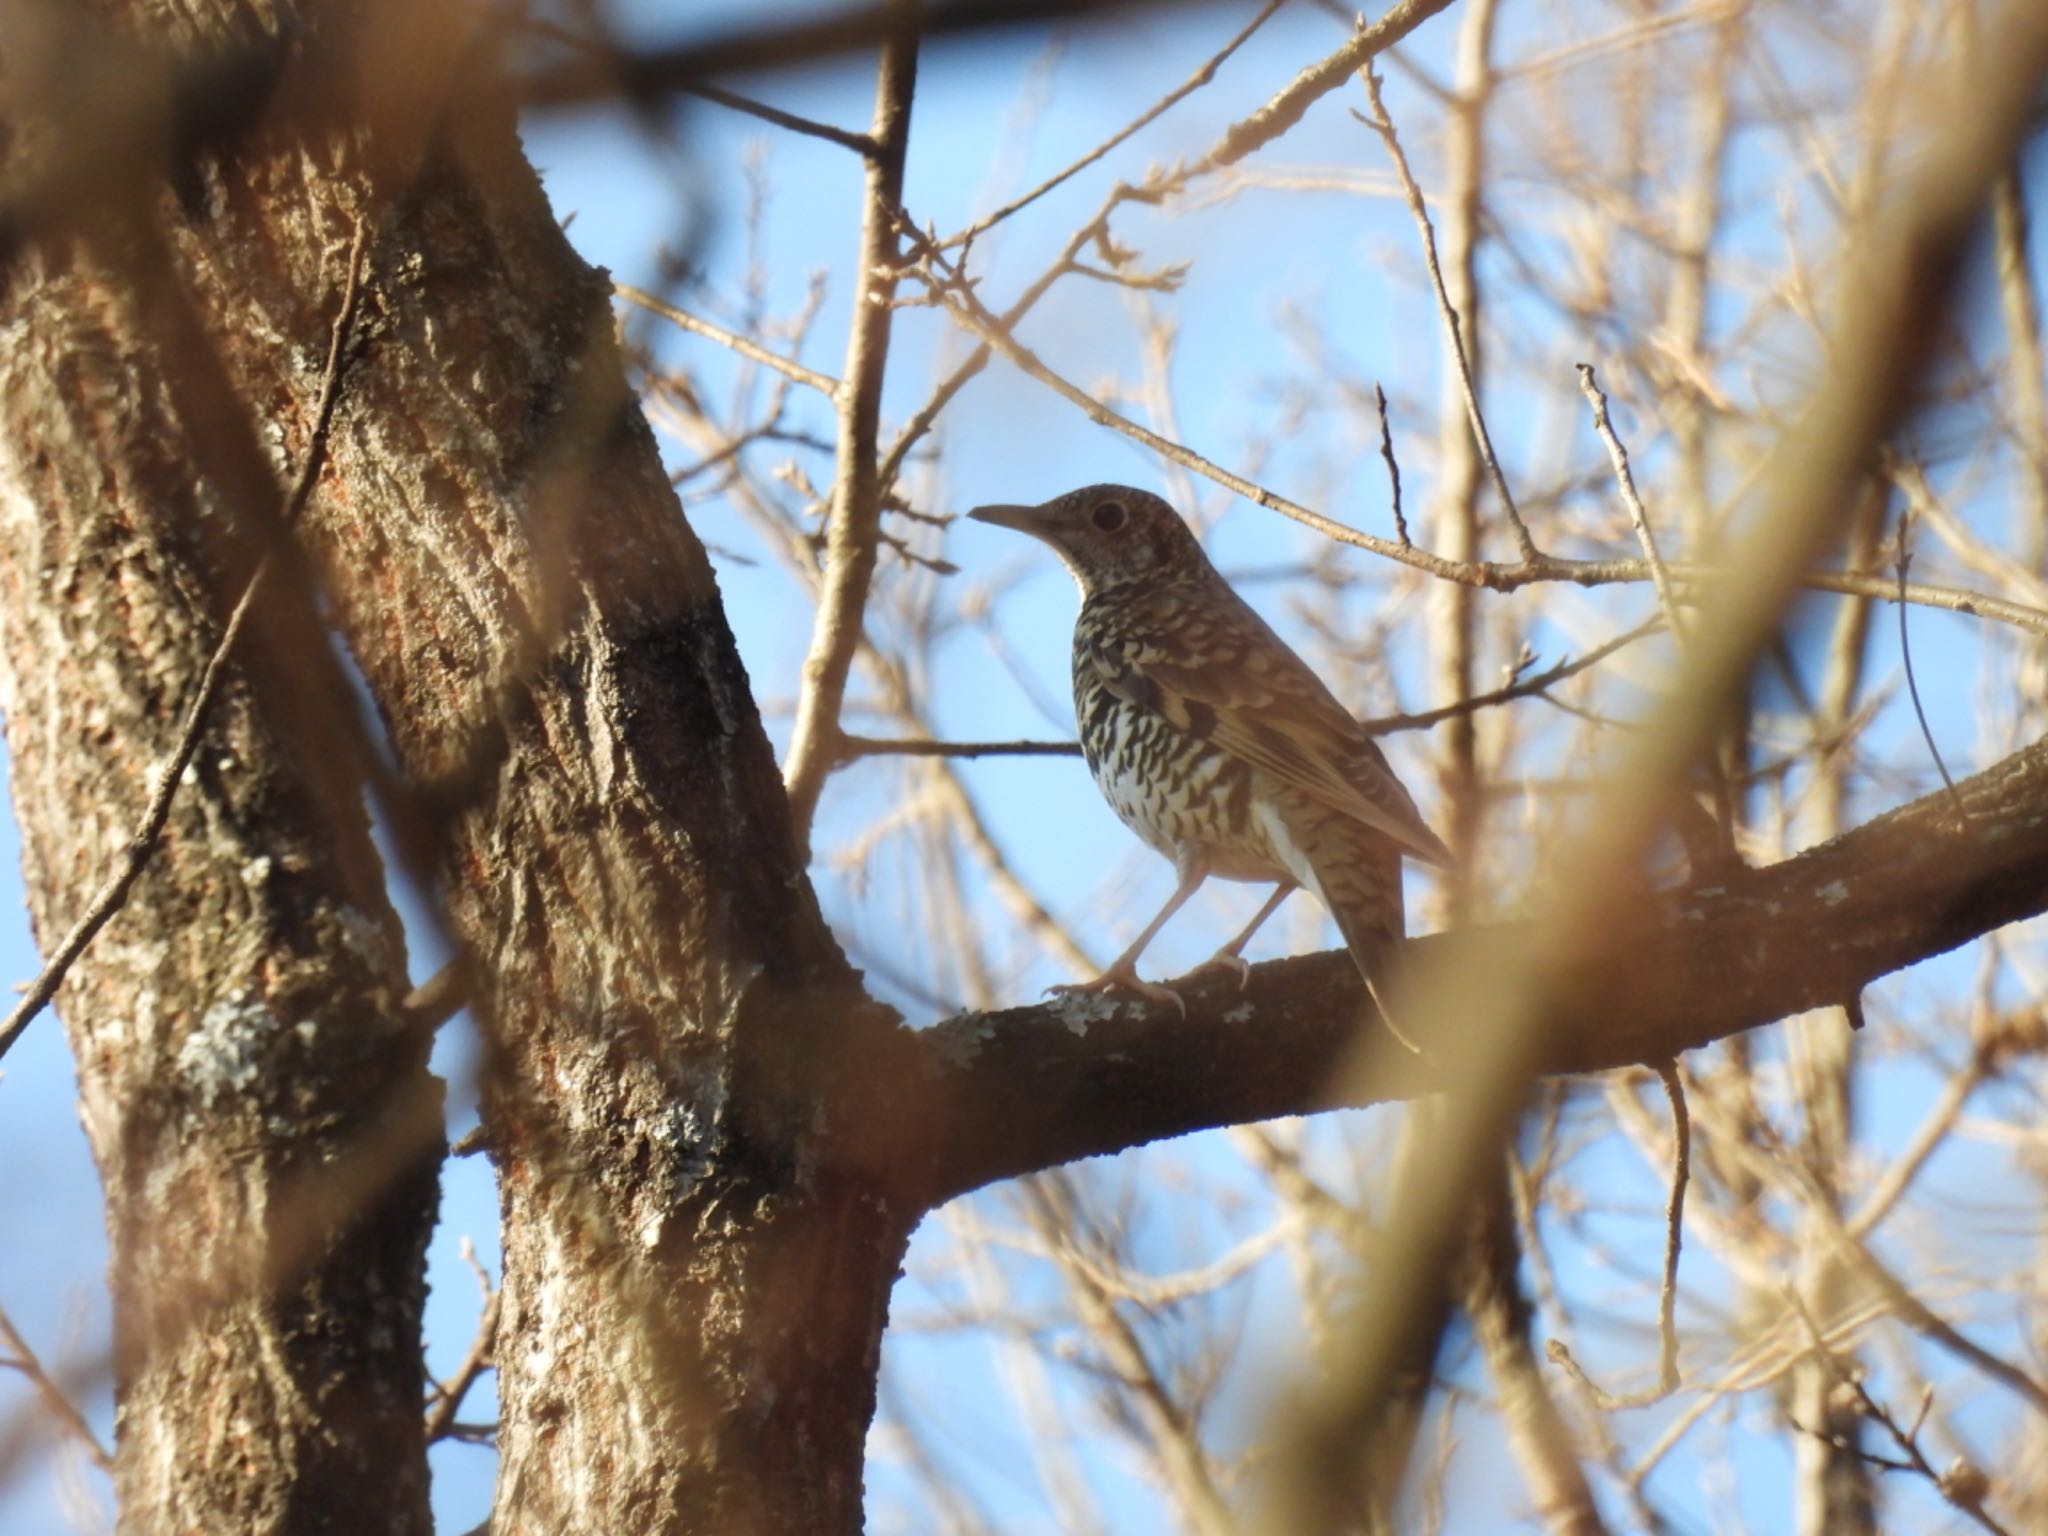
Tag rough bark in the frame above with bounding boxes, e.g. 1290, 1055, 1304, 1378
5, 2, 915, 1531
108, 10, 908, 1535
0, 230, 438, 1531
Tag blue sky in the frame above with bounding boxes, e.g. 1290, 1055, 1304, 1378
4, 3, 2045, 1532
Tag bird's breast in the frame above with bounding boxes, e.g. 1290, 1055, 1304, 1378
1073, 664, 1282, 881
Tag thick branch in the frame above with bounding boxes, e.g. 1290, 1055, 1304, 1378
915, 736, 2048, 1203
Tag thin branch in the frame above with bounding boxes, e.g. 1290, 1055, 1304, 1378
518, 0, 1198, 112
1357, 66, 1539, 562
1195, 0, 1463, 172
781, 7, 919, 848
1546, 1062, 1689, 1410
1578, 363, 1687, 648
615, 283, 841, 399
523, 17, 881, 153
425, 1243, 503, 1445
0, 221, 370, 1066
1363, 617, 1663, 733
401, 959, 473, 1036
1649, 1061, 1689, 1396
943, 0, 1284, 250
839, 624, 1660, 766
1844, 1043, 1990, 1239
0, 1305, 111, 1472
683, 81, 879, 153
1784, 1288, 2014, 1536
836, 734, 1081, 762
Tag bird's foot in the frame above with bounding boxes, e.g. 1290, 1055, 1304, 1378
1186, 950, 1253, 991
1046, 967, 1188, 1019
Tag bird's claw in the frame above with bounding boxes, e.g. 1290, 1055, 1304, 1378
1046, 968, 1189, 1019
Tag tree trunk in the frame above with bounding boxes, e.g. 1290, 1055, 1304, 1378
3, 1, 920, 1530
0, 217, 439, 1535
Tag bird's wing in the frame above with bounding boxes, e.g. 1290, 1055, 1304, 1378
1081, 584, 1454, 867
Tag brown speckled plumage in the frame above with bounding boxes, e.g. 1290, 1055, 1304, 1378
970, 485, 1449, 1034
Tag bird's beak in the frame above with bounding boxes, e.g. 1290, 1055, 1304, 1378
966, 502, 1048, 536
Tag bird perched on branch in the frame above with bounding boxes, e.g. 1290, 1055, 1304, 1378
969, 484, 1450, 1046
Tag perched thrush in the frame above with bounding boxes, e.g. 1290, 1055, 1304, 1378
969, 485, 1451, 1043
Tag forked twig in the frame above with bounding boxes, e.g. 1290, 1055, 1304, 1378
425, 1239, 503, 1445
1547, 1061, 1688, 1409
1364, 617, 1663, 733
1783, 1287, 2012, 1536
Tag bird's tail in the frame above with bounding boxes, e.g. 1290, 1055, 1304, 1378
1265, 800, 1416, 1050
1317, 845, 1419, 1053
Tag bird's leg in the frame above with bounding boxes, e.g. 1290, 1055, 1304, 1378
1189, 881, 1297, 990
1048, 857, 1207, 1017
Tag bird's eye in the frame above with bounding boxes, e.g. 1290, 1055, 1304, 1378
1091, 500, 1128, 533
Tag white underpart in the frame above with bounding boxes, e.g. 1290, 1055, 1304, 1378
1252, 797, 1329, 910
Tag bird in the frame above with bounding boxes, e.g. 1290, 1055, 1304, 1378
968, 484, 1451, 1047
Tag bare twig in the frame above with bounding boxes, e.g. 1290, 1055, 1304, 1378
1649, 1062, 1689, 1394
1374, 381, 1408, 546
1197, 0, 1463, 172
523, 16, 881, 154
0, 1305, 111, 1472
1844, 1044, 1990, 1239
1547, 1062, 1689, 1410
0, 221, 371, 1067
836, 734, 1081, 762
425, 1241, 503, 1445
943, 0, 1283, 251
1784, 1287, 2014, 1536
616, 283, 841, 399
401, 959, 473, 1036
1578, 363, 1687, 648
1364, 618, 1663, 733
836, 625, 1657, 757
682, 82, 879, 155
1357, 66, 1538, 562
519, 0, 1204, 112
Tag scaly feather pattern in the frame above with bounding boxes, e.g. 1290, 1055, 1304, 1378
969, 483, 1448, 1039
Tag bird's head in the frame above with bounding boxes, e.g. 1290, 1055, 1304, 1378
966, 484, 1210, 598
